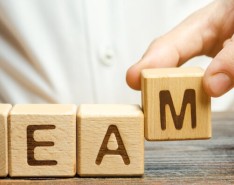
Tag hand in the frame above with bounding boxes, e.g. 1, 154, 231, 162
126, 0, 234, 97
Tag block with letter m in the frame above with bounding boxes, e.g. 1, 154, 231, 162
141, 67, 211, 141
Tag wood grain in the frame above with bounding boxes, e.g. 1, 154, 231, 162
141, 67, 211, 141
9, 104, 77, 177
0, 104, 12, 177
77, 104, 144, 176
1, 112, 233, 184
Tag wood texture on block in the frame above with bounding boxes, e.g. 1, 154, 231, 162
0, 112, 232, 184
141, 67, 211, 141
0, 104, 12, 177
77, 104, 144, 177
9, 104, 77, 177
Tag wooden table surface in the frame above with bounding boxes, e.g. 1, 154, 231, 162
1, 112, 234, 185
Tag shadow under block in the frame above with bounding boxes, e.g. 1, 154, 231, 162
9, 104, 77, 177
141, 67, 211, 141
77, 104, 144, 177
0, 104, 12, 177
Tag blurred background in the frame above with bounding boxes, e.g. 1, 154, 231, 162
0, 0, 233, 111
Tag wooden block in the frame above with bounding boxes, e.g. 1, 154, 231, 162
9, 104, 77, 177
141, 67, 211, 141
0, 104, 12, 177
77, 104, 144, 177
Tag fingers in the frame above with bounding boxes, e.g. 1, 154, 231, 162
126, 30, 204, 90
126, 0, 234, 90
126, 9, 213, 90
204, 36, 234, 97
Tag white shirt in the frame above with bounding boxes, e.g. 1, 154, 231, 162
0, 0, 233, 111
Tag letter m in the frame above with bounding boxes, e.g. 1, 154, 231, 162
159, 89, 196, 130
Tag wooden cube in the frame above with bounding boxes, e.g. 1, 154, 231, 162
77, 104, 144, 177
9, 104, 77, 177
141, 67, 211, 141
0, 104, 12, 177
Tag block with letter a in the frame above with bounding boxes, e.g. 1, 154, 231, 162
141, 67, 211, 141
9, 104, 77, 177
77, 104, 144, 177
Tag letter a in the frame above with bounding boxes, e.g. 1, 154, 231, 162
96, 125, 130, 165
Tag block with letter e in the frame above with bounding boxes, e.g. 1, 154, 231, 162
141, 67, 211, 141
9, 104, 77, 177
77, 104, 144, 177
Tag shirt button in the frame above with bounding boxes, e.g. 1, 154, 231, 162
99, 46, 115, 66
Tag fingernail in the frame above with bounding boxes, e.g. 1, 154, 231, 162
208, 73, 233, 97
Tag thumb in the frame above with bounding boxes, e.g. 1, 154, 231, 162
204, 37, 234, 97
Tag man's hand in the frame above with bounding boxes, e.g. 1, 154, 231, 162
126, 0, 234, 97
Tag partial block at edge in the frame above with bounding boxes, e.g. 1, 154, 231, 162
0, 104, 12, 177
